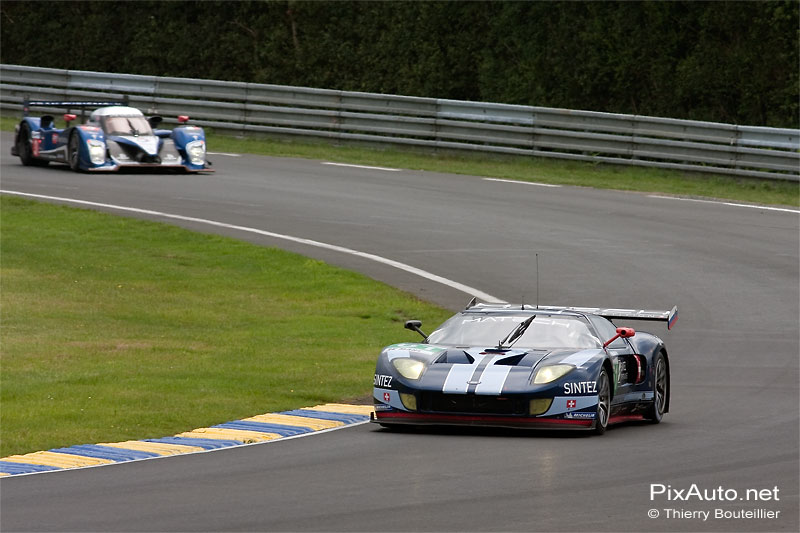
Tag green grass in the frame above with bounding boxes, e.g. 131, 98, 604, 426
0, 196, 452, 456
2, 115, 797, 206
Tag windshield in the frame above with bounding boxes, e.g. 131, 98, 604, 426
101, 115, 153, 136
426, 313, 602, 350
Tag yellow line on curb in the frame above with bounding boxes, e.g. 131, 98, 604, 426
97, 440, 206, 456
243, 413, 344, 430
306, 403, 375, 415
2, 451, 114, 468
174, 427, 282, 444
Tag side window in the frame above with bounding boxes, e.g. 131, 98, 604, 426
589, 316, 628, 349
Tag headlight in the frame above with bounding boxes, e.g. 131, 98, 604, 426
533, 364, 575, 384
186, 140, 205, 165
392, 358, 426, 380
88, 141, 106, 164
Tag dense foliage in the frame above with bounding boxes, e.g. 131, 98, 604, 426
1, 1, 797, 127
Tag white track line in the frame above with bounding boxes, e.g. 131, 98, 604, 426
484, 180, 797, 212
322, 162, 402, 172
483, 178, 561, 188
647, 195, 799, 214
1, 190, 505, 304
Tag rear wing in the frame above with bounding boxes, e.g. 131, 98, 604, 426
22, 97, 129, 121
537, 305, 678, 330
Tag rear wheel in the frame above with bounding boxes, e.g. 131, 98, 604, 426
16, 123, 47, 166
645, 352, 668, 423
594, 368, 610, 435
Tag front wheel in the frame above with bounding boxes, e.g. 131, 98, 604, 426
594, 367, 610, 435
645, 352, 668, 423
68, 132, 82, 171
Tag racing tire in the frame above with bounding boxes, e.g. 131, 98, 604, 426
645, 351, 668, 423
593, 367, 611, 435
68, 132, 82, 172
16, 123, 47, 166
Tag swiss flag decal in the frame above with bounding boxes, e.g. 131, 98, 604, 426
384, 392, 391, 402
566, 399, 577, 408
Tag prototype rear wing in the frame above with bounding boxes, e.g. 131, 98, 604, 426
537, 305, 678, 330
22, 97, 129, 121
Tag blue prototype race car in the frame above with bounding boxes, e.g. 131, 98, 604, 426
11, 99, 212, 172
372, 302, 677, 434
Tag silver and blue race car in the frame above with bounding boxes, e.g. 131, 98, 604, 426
372, 302, 677, 434
11, 99, 212, 172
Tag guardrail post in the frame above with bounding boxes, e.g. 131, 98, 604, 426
243, 83, 250, 137
732, 124, 741, 172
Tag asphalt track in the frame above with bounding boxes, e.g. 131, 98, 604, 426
1, 132, 798, 532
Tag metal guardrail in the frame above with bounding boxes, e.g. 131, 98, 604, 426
1, 64, 797, 180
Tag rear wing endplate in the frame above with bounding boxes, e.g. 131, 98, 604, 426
537, 305, 678, 330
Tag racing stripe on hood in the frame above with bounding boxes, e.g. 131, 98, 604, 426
466, 352, 495, 394
442, 352, 514, 395
442, 354, 487, 394
474, 365, 512, 395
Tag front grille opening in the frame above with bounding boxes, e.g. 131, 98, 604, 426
420, 393, 527, 415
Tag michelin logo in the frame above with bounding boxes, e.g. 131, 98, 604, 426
564, 411, 595, 419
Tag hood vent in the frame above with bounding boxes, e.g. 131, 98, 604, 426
493, 353, 528, 366
434, 350, 474, 364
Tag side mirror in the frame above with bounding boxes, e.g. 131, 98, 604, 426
148, 116, 163, 129
603, 327, 635, 348
404, 320, 422, 331
617, 327, 635, 338
63, 114, 77, 126
404, 320, 428, 342
177, 115, 190, 124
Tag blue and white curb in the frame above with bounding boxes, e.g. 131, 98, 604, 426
0, 404, 374, 477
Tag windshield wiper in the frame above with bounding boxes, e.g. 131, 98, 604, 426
497, 315, 535, 349
127, 118, 139, 136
